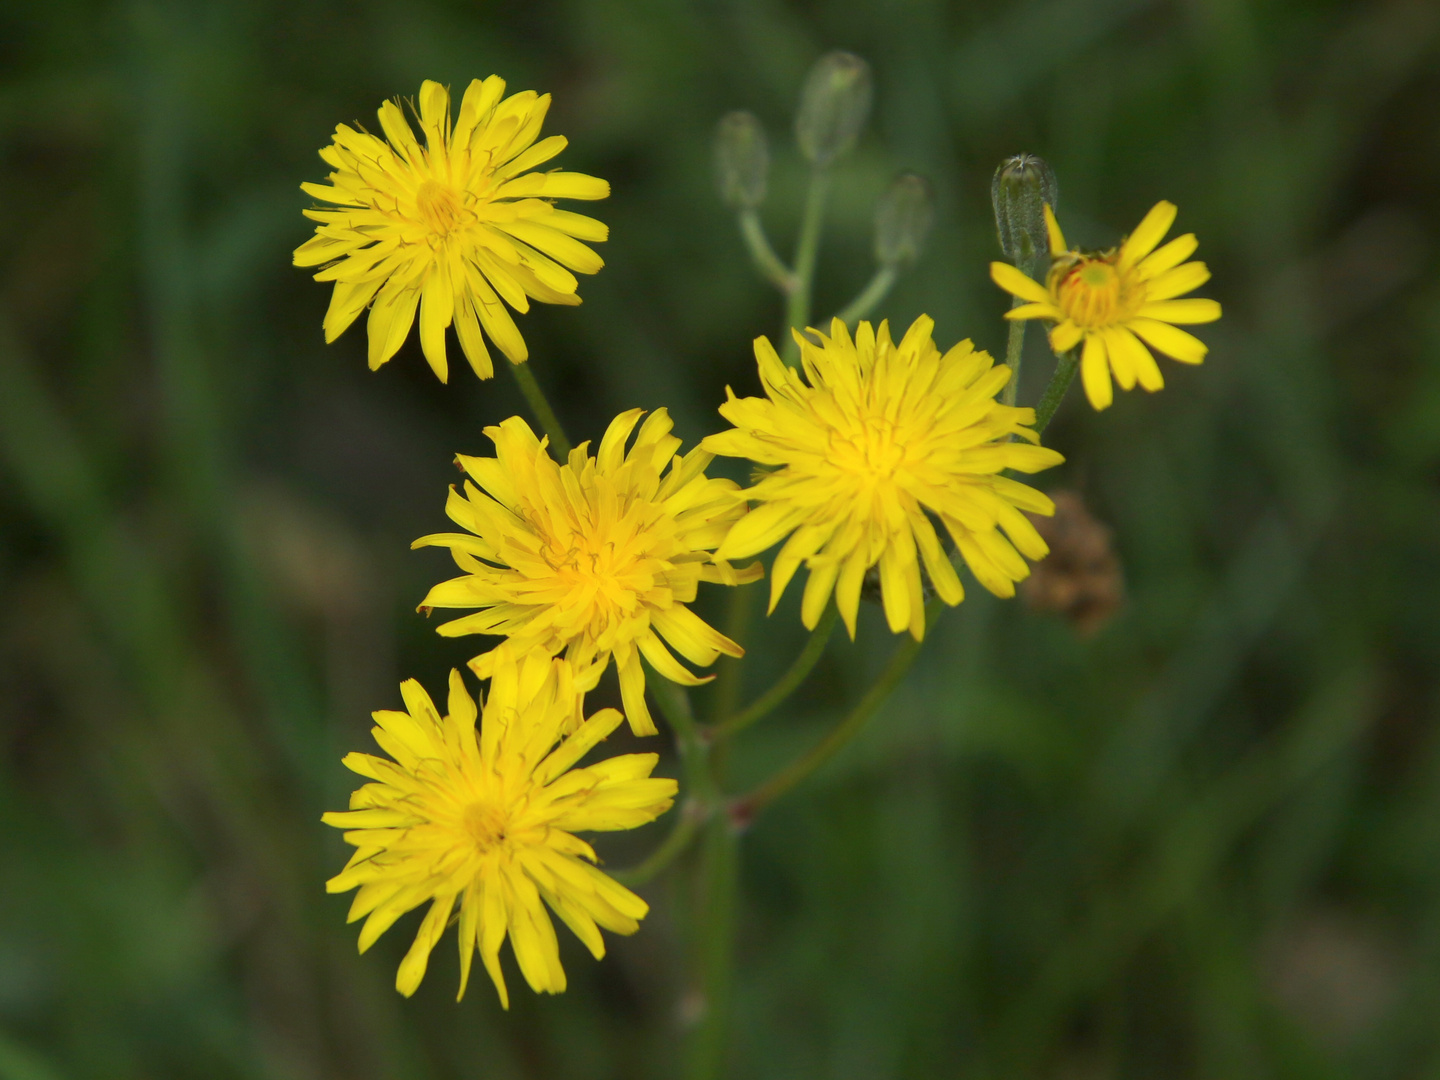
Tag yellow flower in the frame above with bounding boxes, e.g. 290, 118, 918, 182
322, 654, 676, 1006
990, 201, 1222, 410
294, 78, 608, 382
414, 409, 762, 736
702, 316, 1064, 640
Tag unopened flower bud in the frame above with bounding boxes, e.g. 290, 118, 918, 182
795, 51, 872, 167
874, 173, 934, 267
991, 154, 1059, 276
714, 111, 770, 209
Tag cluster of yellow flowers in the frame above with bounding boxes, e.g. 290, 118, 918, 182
298, 78, 1219, 1005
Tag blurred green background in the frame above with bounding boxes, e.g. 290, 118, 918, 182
3, 0, 1440, 1077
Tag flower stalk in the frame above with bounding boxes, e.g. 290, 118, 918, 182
739, 210, 797, 293
1034, 350, 1080, 434
1002, 299, 1028, 407
835, 264, 898, 326
781, 168, 831, 363
729, 601, 939, 824
506, 361, 572, 458
711, 602, 839, 740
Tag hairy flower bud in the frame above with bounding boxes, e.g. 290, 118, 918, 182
991, 154, 1058, 276
874, 173, 934, 267
795, 51, 873, 167
714, 111, 770, 209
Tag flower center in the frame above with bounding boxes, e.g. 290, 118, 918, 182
463, 801, 510, 852
536, 515, 657, 620
415, 179, 468, 237
831, 416, 907, 484
1053, 255, 1139, 329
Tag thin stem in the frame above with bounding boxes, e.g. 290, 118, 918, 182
1001, 295, 1027, 407
610, 672, 713, 887
506, 361, 572, 457
738, 209, 796, 294
730, 600, 941, 823
780, 168, 831, 364
648, 675, 711, 800
709, 580, 760, 730
712, 602, 839, 740
1033, 349, 1080, 435
834, 263, 898, 327
611, 798, 707, 887
685, 814, 739, 1080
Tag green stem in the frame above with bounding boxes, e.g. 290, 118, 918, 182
686, 814, 739, 1080
652, 672, 740, 1079
507, 361, 572, 457
709, 580, 760, 731
738, 210, 796, 294
1001, 295, 1027, 407
729, 600, 941, 823
834, 264, 898, 326
648, 674, 710, 800
613, 671, 714, 887
611, 798, 706, 887
780, 168, 830, 364
1033, 350, 1080, 435
711, 602, 838, 740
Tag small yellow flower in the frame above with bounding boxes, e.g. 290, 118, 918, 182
991, 201, 1222, 410
322, 654, 676, 1006
702, 316, 1064, 640
295, 78, 609, 382
414, 409, 761, 736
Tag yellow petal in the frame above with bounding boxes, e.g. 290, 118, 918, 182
715, 500, 802, 560
454, 296, 494, 379
1044, 204, 1066, 254
418, 269, 454, 382
616, 652, 656, 737
990, 261, 1051, 304
396, 893, 456, 997
1119, 201, 1177, 270
367, 279, 421, 370
1143, 261, 1210, 302
1049, 320, 1083, 354
1004, 302, 1060, 321
878, 543, 913, 635
1080, 333, 1113, 411
801, 560, 840, 630
1107, 327, 1164, 392
1129, 318, 1209, 364
1137, 232, 1198, 277
1137, 298, 1222, 324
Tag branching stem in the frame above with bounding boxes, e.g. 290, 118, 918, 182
729, 600, 941, 824
711, 602, 839, 740
738, 210, 796, 293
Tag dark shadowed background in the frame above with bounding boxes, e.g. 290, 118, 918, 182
2, 0, 1440, 1077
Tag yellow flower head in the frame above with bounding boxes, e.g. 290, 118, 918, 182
414, 409, 762, 736
295, 78, 609, 382
990, 201, 1222, 410
322, 654, 676, 1007
702, 316, 1064, 641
